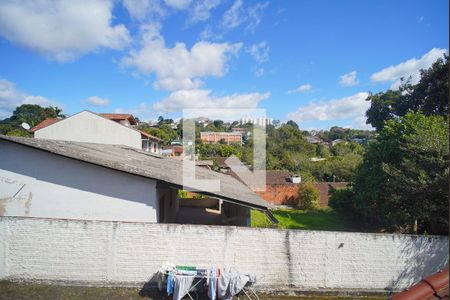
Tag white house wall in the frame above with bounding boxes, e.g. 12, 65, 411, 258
0, 141, 158, 222
34, 111, 142, 149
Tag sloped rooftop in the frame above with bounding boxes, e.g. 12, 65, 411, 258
0, 135, 270, 210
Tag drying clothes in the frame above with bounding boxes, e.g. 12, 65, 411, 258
172, 275, 195, 300
208, 267, 216, 300
166, 274, 174, 295
217, 269, 250, 300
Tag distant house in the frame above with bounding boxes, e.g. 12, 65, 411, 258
232, 169, 348, 207
99, 113, 137, 127
162, 144, 183, 158
253, 171, 301, 206
200, 131, 242, 145
0, 135, 273, 226
32, 111, 162, 154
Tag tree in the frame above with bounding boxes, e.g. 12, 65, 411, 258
286, 120, 299, 129
366, 55, 448, 131
349, 112, 449, 234
3, 104, 64, 127
297, 182, 320, 210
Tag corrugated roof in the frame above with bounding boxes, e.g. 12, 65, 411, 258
0, 135, 270, 210
31, 118, 61, 132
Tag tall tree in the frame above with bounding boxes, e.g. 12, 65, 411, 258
350, 112, 448, 234
365, 55, 448, 131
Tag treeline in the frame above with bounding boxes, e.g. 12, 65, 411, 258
0, 105, 65, 137
330, 55, 449, 235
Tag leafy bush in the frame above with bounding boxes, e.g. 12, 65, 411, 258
329, 187, 354, 212
297, 182, 320, 210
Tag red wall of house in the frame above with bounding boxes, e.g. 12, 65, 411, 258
256, 182, 349, 206
313, 182, 349, 206
256, 184, 299, 206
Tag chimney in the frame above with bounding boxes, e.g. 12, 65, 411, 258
290, 175, 301, 184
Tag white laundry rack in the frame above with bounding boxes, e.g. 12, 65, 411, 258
159, 267, 259, 300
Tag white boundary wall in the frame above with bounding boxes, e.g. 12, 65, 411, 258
0, 217, 448, 292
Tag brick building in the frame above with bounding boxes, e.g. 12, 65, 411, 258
250, 170, 348, 206
200, 132, 242, 145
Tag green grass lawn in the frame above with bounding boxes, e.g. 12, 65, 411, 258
251, 207, 353, 231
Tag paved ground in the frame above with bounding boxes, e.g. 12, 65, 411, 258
0, 282, 386, 300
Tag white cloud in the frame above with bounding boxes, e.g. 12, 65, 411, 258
247, 42, 269, 76
371, 48, 447, 89
153, 89, 270, 112
223, 0, 245, 29
247, 42, 269, 64
123, 0, 166, 20
222, 0, 269, 32
288, 84, 313, 93
287, 92, 370, 123
246, 1, 269, 32
416, 16, 424, 23
0, 79, 55, 119
189, 0, 222, 23
339, 70, 359, 87
199, 25, 223, 41
121, 23, 242, 91
164, 0, 192, 9
0, 0, 130, 62
83, 96, 110, 107
114, 103, 158, 121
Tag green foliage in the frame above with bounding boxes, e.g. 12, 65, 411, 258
177, 189, 189, 198
315, 144, 331, 158
348, 112, 449, 234
140, 124, 178, 144
366, 55, 448, 131
5, 104, 64, 127
5, 129, 31, 137
197, 143, 248, 161
286, 120, 299, 129
329, 187, 354, 212
0, 104, 64, 136
157, 116, 173, 125
297, 182, 320, 210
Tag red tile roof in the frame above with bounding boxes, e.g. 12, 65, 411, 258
99, 113, 137, 125
31, 118, 61, 132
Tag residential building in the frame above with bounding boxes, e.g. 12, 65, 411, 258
231, 169, 348, 207
99, 113, 137, 127
0, 135, 272, 226
162, 144, 183, 158
200, 131, 242, 145
31, 111, 162, 154
240, 116, 273, 127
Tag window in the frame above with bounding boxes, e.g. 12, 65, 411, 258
142, 139, 149, 151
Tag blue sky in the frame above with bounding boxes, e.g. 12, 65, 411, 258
0, 0, 448, 130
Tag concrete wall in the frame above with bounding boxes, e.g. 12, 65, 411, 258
34, 111, 142, 149
0, 216, 447, 293
0, 141, 158, 222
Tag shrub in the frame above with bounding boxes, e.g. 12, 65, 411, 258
297, 182, 320, 210
329, 187, 354, 212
